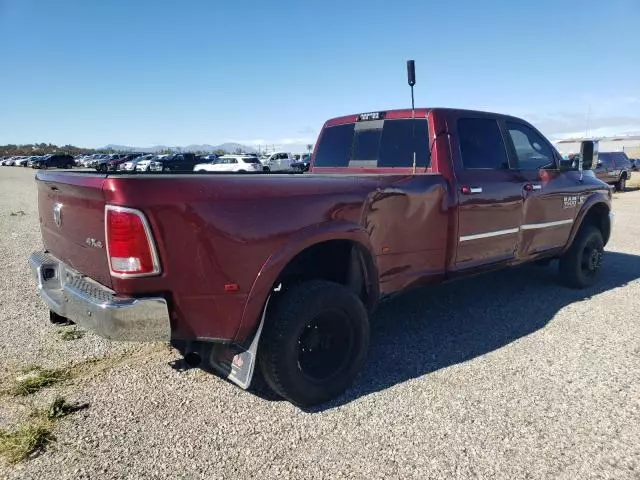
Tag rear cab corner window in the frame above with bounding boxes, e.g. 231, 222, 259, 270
314, 117, 430, 169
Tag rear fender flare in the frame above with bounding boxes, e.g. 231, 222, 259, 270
234, 222, 377, 343
562, 191, 611, 253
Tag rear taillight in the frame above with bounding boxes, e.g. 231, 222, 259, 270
105, 206, 160, 277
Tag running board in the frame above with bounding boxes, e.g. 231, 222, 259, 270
208, 296, 270, 389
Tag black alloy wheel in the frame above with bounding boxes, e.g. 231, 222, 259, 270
297, 310, 355, 383
559, 225, 604, 288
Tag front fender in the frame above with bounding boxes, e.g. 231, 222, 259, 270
562, 190, 611, 253
234, 221, 376, 343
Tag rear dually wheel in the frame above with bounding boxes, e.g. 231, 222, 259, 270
258, 280, 370, 407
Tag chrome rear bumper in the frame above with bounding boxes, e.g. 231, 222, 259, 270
29, 251, 171, 341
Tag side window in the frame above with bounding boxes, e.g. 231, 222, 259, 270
505, 121, 555, 170
314, 123, 355, 167
230, 158, 238, 164
457, 118, 509, 169
597, 153, 613, 168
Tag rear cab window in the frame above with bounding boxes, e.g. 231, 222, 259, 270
314, 113, 430, 170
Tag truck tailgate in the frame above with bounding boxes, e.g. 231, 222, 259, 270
36, 172, 113, 289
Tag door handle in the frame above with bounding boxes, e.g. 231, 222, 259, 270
461, 186, 483, 194
524, 183, 542, 191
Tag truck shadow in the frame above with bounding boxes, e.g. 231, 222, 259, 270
305, 251, 640, 412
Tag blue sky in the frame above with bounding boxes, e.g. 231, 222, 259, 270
1, 0, 639, 150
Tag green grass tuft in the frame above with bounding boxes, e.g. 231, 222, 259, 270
7, 366, 69, 396
57, 328, 85, 341
0, 421, 54, 464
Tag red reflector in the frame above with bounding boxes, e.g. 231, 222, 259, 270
106, 206, 159, 277
224, 283, 239, 292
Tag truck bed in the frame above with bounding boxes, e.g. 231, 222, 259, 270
35, 170, 450, 342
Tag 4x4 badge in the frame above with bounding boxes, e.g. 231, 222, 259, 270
53, 203, 62, 228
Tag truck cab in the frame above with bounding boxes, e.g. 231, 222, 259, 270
311, 108, 612, 274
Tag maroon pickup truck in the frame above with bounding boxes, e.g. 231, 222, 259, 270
29, 107, 613, 406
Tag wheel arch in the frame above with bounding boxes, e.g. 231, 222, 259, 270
235, 223, 379, 344
563, 195, 612, 253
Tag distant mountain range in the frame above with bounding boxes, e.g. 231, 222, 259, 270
101, 143, 257, 153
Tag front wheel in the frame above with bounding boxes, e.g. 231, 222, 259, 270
258, 280, 370, 407
558, 225, 604, 289
616, 176, 626, 192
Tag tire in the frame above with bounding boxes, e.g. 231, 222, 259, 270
263, 166, 270, 172
558, 225, 604, 289
97, 164, 107, 173
258, 280, 370, 407
616, 176, 626, 192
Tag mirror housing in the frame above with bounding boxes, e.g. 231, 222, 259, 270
580, 140, 597, 170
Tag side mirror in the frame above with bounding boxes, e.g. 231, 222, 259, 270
580, 140, 596, 170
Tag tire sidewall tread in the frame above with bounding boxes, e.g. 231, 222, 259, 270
258, 280, 370, 407
559, 225, 604, 289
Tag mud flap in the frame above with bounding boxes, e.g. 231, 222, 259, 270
208, 296, 270, 390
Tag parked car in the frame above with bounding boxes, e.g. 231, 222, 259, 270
26, 156, 45, 167
121, 154, 154, 172
260, 151, 295, 171
291, 154, 311, 172
593, 151, 632, 191
83, 154, 107, 168
94, 153, 141, 172
147, 153, 201, 172
110, 153, 143, 171
29, 107, 613, 407
14, 157, 30, 167
630, 158, 639, 172
194, 155, 263, 173
135, 154, 168, 172
31, 154, 74, 169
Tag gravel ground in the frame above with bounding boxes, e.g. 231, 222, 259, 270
0, 166, 639, 479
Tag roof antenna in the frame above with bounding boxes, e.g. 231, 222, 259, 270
407, 59, 417, 173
